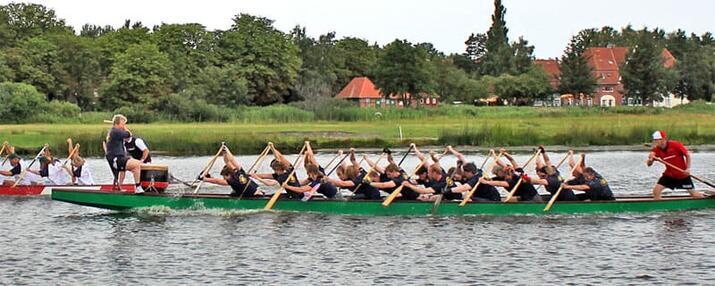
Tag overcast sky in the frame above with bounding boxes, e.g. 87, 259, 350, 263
4, 0, 713, 58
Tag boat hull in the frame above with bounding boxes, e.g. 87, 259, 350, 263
51, 190, 715, 216
0, 185, 135, 196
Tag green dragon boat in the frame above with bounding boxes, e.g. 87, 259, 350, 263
51, 189, 715, 216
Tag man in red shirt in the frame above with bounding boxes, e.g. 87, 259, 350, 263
646, 130, 704, 200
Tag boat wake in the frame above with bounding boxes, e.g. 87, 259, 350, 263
128, 206, 264, 217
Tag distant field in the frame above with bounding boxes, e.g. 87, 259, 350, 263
2, 104, 715, 156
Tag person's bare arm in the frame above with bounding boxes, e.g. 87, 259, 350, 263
327, 177, 355, 188
479, 177, 510, 188
562, 183, 589, 191
203, 177, 229, 186
502, 150, 519, 169
402, 181, 435, 194
413, 144, 426, 163
270, 143, 292, 169
349, 148, 358, 166
364, 155, 385, 174
223, 147, 241, 171
285, 184, 311, 193
447, 145, 467, 163
370, 181, 396, 189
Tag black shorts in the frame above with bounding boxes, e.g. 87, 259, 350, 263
657, 175, 694, 190
106, 155, 129, 173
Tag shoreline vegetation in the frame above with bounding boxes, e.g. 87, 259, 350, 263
2, 104, 714, 157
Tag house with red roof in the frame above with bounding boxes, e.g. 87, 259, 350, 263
534, 47, 677, 107
337, 77, 440, 108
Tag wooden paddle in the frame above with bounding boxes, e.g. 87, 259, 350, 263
382, 158, 427, 207
459, 151, 502, 207
351, 153, 386, 195
12, 144, 49, 188
503, 149, 542, 203
237, 144, 272, 200
322, 151, 343, 172
535, 152, 572, 192
192, 142, 226, 194
654, 158, 715, 189
431, 155, 463, 215
264, 142, 308, 210
62, 143, 80, 166
0, 141, 7, 158
543, 155, 584, 212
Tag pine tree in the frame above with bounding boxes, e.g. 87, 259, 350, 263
559, 31, 596, 96
479, 0, 514, 76
621, 30, 672, 104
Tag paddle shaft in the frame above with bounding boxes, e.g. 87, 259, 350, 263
382, 158, 428, 207
326, 153, 350, 176
544, 156, 584, 212
63, 144, 80, 166
264, 143, 308, 210
535, 152, 571, 192
459, 152, 503, 207
654, 158, 715, 189
503, 149, 542, 203
12, 145, 48, 188
431, 156, 463, 215
322, 152, 343, 172
237, 145, 272, 200
351, 153, 386, 194
192, 143, 226, 193
397, 145, 415, 166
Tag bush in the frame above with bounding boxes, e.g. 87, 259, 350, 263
160, 94, 229, 122
0, 82, 48, 123
47, 100, 81, 118
289, 96, 357, 121
113, 105, 157, 123
233, 105, 314, 123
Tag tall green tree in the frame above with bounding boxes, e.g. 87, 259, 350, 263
100, 43, 172, 108
511, 37, 534, 74
3, 37, 66, 100
0, 3, 70, 45
335, 37, 378, 85
373, 39, 434, 107
48, 33, 102, 109
0, 51, 13, 81
673, 37, 714, 101
218, 14, 301, 105
559, 31, 596, 96
153, 23, 215, 91
479, 0, 513, 76
621, 30, 673, 103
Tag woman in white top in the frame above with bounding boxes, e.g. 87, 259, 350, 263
65, 139, 95, 185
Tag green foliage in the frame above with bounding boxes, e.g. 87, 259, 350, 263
0, 82, 48, 122
153, 23, 215, 91
218, 14, 301, 105
3, 37, 66, 99
112, 105, 156, 123
159, 93, 229, 122
559, 30, 596, 96
621, 30, 674, 103
0, 50, 12, 81
373, 39, 435, 106
100, 43, 172, 108
183, 65, 252, 106
0, 3, 71, 45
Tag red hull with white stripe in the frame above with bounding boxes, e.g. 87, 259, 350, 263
0, 184, 135, 196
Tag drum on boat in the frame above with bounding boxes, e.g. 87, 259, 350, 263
140, 164, 169, 193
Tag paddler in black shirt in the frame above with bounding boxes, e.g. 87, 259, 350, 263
201, 146, 263, 197
402, 163, 463, 201
481, 150, 542, 202
532, 147, 577, 201
251, 143, 302, 199
105, 114, 143, 191
449, 161, 501, 202
562, 166, 615, 201
328, 149, 381, 200
369, 163, 414, 200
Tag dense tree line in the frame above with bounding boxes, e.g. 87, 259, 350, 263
0, 2, 713, 123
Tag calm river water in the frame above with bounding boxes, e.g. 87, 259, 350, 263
2, 151, 715, 285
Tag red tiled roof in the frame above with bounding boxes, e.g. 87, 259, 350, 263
661, 49, 676, 68
584, 47, 676, 85
337, 77, 382, 99
534, 59, 561, 77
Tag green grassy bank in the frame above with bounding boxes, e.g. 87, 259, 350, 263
2, 104, 715, 156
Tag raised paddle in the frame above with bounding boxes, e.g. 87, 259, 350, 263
193, 142, 226, 194
431, 158, 463, 215
322, 151, 343, 172
264, 142, 308, 210
237, 144, 272, 200
303, 151, 351, 200
503, 149, 542, 203
459, 150, 502, 207
382, 156, 428, 207
535, 151, 572, 192
543, 155, 584, 212
62, 143, 80, 166
351, 152, 387, 195
654, 158, 715, 189
398, 144, 416, 166
0, 141, 7, 158
12, 144, 48, 188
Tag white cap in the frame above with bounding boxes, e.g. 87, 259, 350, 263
652, 130, 666, 140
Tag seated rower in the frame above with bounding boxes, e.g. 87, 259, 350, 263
124, 135, 152, 164
532, 147, 577, 201
368, 162, 416, 200
327, 150, 381, 200
64, 138, 95, 186
201, 146, 263, 197
447, 145, 472, 183
284, 164, 338, 200
0, 153, 42, 186
402, 163, 463, 201
481, 150, 542, 202
251, 143, 302, 199
451, 161, 501, 202
562, 166, 615, 201
28, 155, 71, 185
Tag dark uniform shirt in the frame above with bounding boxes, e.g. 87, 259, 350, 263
125, 137, 151, 163
308, 179, 337, 198
106, 128, 130, 158
465, 175, 501, 201
273, 167, 302, 199
351, 170, 381, 200
10, 163, 21, 176
227, 168, 259, 197
545, 175, 577, 201
506, 175, 539, 201
426, 174, 462, 200
380, 173, 413, 200
585, 176, 615, 201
